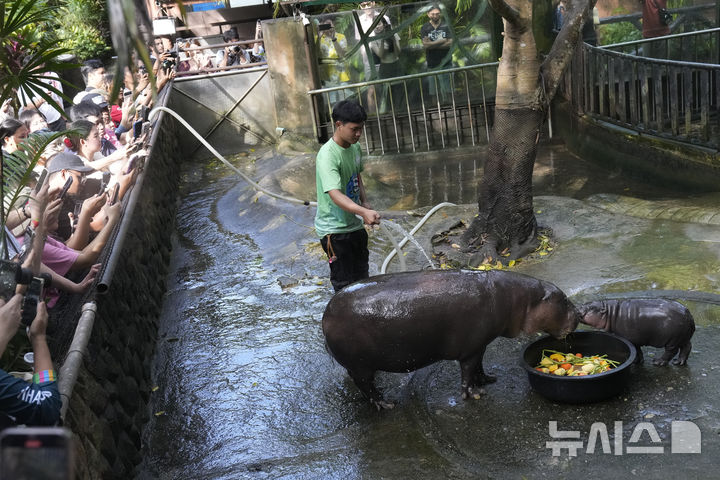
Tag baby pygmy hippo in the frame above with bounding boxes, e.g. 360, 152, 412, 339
578, 299, 695, 366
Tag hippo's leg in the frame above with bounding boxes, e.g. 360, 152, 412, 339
673, 341, 692, 366
633, 345, 644, 364
459, 348, 495, 400
653, 345, 680, 366
347, 368, 394, 410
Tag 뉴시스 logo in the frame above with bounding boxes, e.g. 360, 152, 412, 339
546, 420, 702, 456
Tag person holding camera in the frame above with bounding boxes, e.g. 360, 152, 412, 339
318, 19, 350, 105
44, 152, 126, 253
0, 297, 60, 427
216, 28, 249, 68
0, 184, 61, 427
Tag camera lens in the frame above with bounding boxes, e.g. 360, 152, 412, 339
233, 46, 240, 53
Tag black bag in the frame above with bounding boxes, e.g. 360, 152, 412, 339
658, 7, 672, 26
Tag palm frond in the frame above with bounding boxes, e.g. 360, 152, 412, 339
0, 0, 55, 38
1, 131, 67, 220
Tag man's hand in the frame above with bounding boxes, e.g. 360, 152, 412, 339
27, 301, 49, 341
41, 197, 63, 229
72, 263, 101, 294
83, 193, 107, 217
104, 202, 123, 224
0, 294, 23, 354
360, 204, 380, 226
0, 294, 22, 331
28, 182, 59, 220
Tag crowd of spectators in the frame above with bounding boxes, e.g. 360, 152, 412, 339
174, 21, 266, 75
0, 43, 174, 429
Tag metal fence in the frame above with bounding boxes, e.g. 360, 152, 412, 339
308, 62, 499, 155
564, 29, 720, 149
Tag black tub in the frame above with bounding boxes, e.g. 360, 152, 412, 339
522, 331, 637, 403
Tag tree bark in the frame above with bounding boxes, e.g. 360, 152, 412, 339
461, 0, 595, 266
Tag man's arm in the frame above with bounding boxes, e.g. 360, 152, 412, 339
70, 203, 122, 271
328, 187, 380, 226
66, 193, 107, 250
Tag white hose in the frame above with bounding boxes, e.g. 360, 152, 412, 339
148, 106, 317, 207
380, 202, 456, 274
379, 222, 407, 272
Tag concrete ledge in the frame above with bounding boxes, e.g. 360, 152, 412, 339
553, 99, 720, 192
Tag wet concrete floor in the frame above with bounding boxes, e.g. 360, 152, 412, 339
138, 144, 720, 479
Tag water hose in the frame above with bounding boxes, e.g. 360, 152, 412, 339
148, 106, 317, 207
380, 202, 456, 274
379, 222, 407, 272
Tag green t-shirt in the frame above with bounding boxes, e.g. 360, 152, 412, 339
314, 139, 364, 238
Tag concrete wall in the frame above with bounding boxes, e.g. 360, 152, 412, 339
262, 18, 319, 143
63, 111, 182, 479
553, 99, 720, 191
168, 17, 320, 158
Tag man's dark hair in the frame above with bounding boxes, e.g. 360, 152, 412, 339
0, 117, 25, 143
81, 59, 104, 82
331, 100, 367, 124
69, 102, 102, 122
19, 109, 45, 127
223, 27, 239, 43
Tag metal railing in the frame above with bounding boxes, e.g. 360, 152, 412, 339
602, 27, 720, 64
308, 62, 499, 155
564, 30, 720, 149
173, 38, 266, 77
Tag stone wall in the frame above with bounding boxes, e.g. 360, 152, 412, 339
62, 111, 182, 479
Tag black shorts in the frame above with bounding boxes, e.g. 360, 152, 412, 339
320, 229, 369, 292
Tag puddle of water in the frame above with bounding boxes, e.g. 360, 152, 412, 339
138, 145, 720, 479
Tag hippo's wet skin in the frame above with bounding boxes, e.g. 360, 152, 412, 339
579, 299, 695, 366
322, 270, 580, 410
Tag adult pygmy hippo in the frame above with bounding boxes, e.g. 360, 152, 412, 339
322, 269, 579, 410
579, 299, 695, 366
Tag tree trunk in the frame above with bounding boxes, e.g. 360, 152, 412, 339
461, 0, 595, 266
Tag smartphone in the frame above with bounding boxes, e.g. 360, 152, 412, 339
34, 169, 48, 193
132, 120, 143, 139
141, 121, 151, 139
110, 183, 120, 206
59, 176, 73, 200
20, 276, 46, 327
124, 155, 137, 175
318, 23, 332, 31
140, 105, 149, 123
0, 427, 74, 480
72, 201, 83, 229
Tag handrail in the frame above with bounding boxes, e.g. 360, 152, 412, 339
593, 44, 720, 69
601, 27, 720, 51
96, 87, 172, 294
308, 61, 499, 94
59, 302, 96, 419
564, 39, 720, 150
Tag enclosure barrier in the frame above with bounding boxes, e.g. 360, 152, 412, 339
564, 28, 720, 150
308, 62, 499, 155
